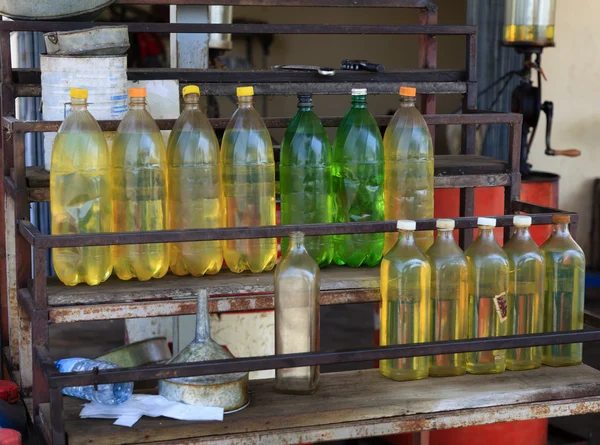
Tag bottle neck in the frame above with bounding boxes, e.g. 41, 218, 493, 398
477, 226, 496, 242
514, 226, 532, 240
71, 97, 87, 112
195, 290, 211, 342
437, 229, 456, 242
238, 95, 254, 109
552, 223, 570, 238
288, 232, 306, 253
399, 95, 416, 108
297, 100, 313, 112
397, 230, 415, 246
129, 97, 147, 110
183, 94, 201, 110
351, 95, 367, 109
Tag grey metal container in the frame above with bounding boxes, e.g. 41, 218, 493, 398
0, 0, 115, 21
44, 26, 130, 56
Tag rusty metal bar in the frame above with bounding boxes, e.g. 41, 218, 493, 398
116, 0, 439, 7
45, 329, 600, 389
513, 200, 568, 215
18, 212, 576, 249
0, 22, 477, 35
418, 3, 438, 142
504, 121, 523, 241
49, 387, 65, 445
4, 112, 523, 133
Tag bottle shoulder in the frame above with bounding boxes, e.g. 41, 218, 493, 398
333, 109, 383, 161
167, 111, 220, 165
383, 107, 433, 160
281, 111, 331, 166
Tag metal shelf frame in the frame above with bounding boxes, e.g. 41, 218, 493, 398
0, 1, 596, 444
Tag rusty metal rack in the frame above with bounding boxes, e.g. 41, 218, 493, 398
2, 1, 600, 445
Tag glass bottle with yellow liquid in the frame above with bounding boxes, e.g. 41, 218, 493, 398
504, 215, 545, 371
503, 0, 556, 47
111, 88, 169, 281
380, 220, 430, 381
221, 86, 277, 273
426, 219, 467, 377
167, 85, 223, 277
50, 88, 112, 286
383, 86, 433, 254
275, 232, 320, 394
542, 214, 585, 367
465, 217, 509, 374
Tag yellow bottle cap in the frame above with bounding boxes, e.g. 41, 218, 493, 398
70, 88, 88, 99
182, 85, 200, 97
129, 87, 147, 98
236, 86, 254, 97
399, 86, 417, 97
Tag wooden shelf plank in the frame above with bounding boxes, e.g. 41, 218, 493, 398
17, 155, 510, 203
38, 365, 600, 445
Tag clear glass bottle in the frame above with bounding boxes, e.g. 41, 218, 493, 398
542, 214, 586, 366
280, 93, 334, 267
380, 220, 430, 381
426, 219, 468, 377
332, 88, 385, 267
465, 217, 509, 374
159, 289, 249, 411
383, 86, 434, 254
504, 215, 545, 371
50, 88, 112, 286
274, 232, 320, 394
111, 87, 169, 281
221, 86, 277, 273
167, 85, 223, 277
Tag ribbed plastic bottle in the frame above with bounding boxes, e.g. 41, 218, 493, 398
50, 88, 112, 286
383, 86, 434, 254
274, 232, 320, 394
380, 220, 430, 381
221, 86, 277, 273
167, 85, 223, 276
426, 219, 468, 377
111, 87, 169, 281
280, 93, 334, 267
465, 217, 509, 374
541, 214, 585, 366
332, 88, 384, 267
504, 215, 545, 371
56, 358, 133, 405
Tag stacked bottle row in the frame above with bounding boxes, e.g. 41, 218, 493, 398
51, 84, 433, 286
380, 214, 585, 382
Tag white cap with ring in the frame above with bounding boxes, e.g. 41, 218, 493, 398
397, 220, 416, 231
513, 215, 532, 227
351, 88, 367, 96
478, 217, 497, 227
436, 219, 455, 230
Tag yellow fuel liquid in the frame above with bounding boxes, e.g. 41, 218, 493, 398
221, 88, 277, 273
51, 126, 112, 286
167, 87, 223, 276
503, 25, 555, 46
380, 224, 430, 381
111, 90, 169, 281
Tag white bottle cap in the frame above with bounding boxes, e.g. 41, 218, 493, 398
397, 220, 416, 231
513, 215, 532, 227
436, 219, 455, 230
351, 88, 367, 96
478, 217, 497, 227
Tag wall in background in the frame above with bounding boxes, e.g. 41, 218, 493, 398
528, 0, 598, 255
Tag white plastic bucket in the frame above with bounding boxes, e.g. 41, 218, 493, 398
40, 54, 128, 171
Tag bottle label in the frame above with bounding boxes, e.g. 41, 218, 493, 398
493, 292, 508, 322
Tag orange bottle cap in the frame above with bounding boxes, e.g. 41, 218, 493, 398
129, 87, 147, 98
399, 86, 417, 97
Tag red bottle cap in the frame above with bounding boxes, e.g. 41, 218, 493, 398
0, 381, 19, 403
0, 429, 21, 445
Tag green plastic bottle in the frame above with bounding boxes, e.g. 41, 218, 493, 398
426, 219, 468, 377
542, 214, 585, 366
112, 87, 169, 281
51, 88, 112, 286
332, 88, 384, 267
280, 93, 334, 267
504, 215, 545, 371
380, 220, 430, 381
221, 86, 277, 273
465, 217, 509, 374
383, 86, 434, 254
167, 85, 223, 277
